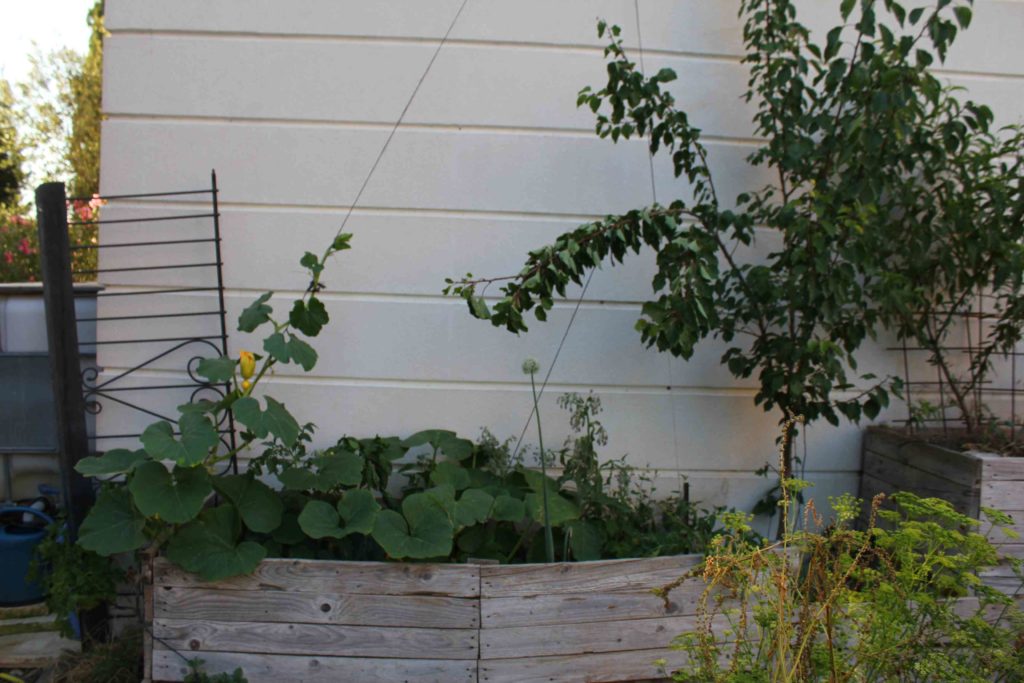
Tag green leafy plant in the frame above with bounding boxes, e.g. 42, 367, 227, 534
663, 420, 1024, 682
29, 520, 125, 638
73, 233, 354, 578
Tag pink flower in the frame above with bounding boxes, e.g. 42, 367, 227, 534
10, 216, 30, 226
89, 194, 105, 212
76, 204, 93, 221
18, 238, 32, 255
3, 251, 13, 264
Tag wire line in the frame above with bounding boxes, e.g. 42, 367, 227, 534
332, 0, 471, 242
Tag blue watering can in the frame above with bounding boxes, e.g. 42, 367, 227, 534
0, 505, 54, 606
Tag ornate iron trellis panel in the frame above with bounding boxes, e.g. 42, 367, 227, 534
68, 172, 237, 472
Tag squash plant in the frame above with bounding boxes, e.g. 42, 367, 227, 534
73, 234, 358, 578
70, 235, 553, 578
71, 234, 715, 578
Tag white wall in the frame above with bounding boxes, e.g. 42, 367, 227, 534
98, 0, 1024, 513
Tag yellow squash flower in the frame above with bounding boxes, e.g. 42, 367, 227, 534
239, 350, 256, 379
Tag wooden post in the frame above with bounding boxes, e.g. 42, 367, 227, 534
37, 183, 109, 643
35, 182, 94, 536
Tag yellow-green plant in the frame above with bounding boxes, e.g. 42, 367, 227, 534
663, 420, 1024, 682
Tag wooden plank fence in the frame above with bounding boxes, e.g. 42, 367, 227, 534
146, 555, 703, 683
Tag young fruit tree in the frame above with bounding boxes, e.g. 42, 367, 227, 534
446, 0, 1024, 516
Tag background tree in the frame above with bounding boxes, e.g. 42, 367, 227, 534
0, 79, 26, 208
67, 0, 104, 198
15, 0, 104, 198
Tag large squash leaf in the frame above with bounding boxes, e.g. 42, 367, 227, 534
372, 492, 453, 559
75, 449, 148, 477
214, 474, 283, 533
128, 461, 211, 524
140, 413, 218, 466
165, 505, 266, 581
78, 488, 147, 556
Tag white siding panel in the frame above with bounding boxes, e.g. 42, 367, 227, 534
104, 36, 757, 139
99, 120, 772, 215
99, 0, 1022, 510
107, 0, 1024, 78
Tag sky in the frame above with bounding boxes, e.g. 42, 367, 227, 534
0, 0, 94, 85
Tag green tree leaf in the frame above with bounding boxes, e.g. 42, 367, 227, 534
214, 474, 283, 533
289, 297, 329, 337
140, 413, 218, 467
165, 505, 266, 581
195, 356, 236, 383
78, 488, 147, 556
238, 292, 273, 332
128, 461, 212, 524
75, 449, 148, 477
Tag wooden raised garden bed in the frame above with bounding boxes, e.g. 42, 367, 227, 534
145, 554, 704, 683
860, 426, 1024, 591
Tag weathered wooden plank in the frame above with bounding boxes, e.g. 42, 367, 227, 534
481, 588, 703, 628
152, 650, 476, 683
156, 586, 479, 629
862, 448, 978, 513
981, 481, 1024, 512
980, 455, 1024, 482
153, 557, 480, 597
863, 428, 981, 484
480, 615, 714, 660
481, 555, 702, 598
479, 647, 692, 683
153, 618, 479, 660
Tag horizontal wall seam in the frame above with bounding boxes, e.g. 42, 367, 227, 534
104, 28, 745, 64
95, 198, 607, 222
95, 285, 652, 309
101, 113, 764, 146
89, 366, 888, 402
91, 366, 754, 395
105, 28, 1024, 79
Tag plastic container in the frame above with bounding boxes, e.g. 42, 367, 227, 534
0, 505, 53, 605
